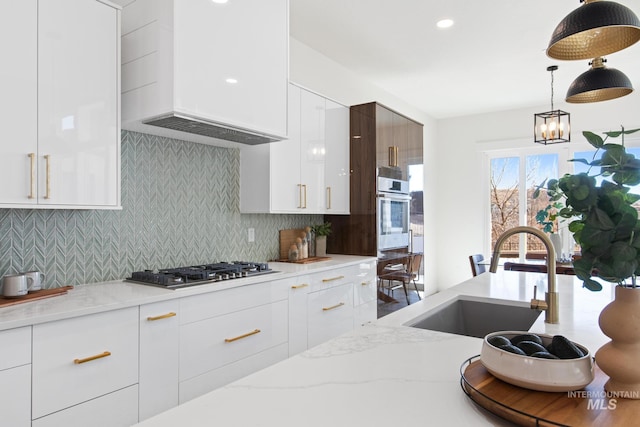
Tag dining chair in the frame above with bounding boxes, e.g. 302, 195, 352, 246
469, 254, 487, 276
379, 253, 423, 304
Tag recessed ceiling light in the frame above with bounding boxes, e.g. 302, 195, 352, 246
436, 19, 454, 29
211, 0, 228, 4
226, 78, 238, 84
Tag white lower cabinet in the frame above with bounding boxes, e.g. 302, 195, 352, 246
32, 385, 139, 427
308, 283, 354, 348
288, 275, 311, 356
32, 307, 139, 423
0, 326, 32, 427
139, 300, 180, 421
354, 261, 377, 327
178, 281, 289, 403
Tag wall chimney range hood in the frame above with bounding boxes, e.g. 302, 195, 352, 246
120, 0, 288, 146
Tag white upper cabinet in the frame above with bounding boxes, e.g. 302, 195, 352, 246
324, 98, 350, 214
240, 84, 350, 214
0, 1, 37, 205
0, 0, 121, 209
120, 0, 288, 146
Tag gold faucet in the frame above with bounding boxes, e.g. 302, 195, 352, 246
489, 226, 559, 324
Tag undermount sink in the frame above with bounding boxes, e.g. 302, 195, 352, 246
407, 297, 542, 339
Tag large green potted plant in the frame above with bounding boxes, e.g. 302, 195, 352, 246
536, 127, 640, 398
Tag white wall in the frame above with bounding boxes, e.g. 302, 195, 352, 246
435, 95, 640, 290
290, 38, 439, 296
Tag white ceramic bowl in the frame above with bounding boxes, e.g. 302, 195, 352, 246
480, 331, 594, 392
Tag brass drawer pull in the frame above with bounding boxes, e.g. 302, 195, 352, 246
291, 283, 309, 289
361, 281, 370, 286
323, 302, 345, 311
28, 153, 36, 199
74, 351, 111, 364
147, 312, 177, 321
225, 329, 261, 343
322, 275, 344, 283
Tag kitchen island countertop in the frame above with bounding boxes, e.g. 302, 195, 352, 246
135, 270, 618, 427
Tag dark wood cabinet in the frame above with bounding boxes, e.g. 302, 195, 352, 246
326, 102, 423, 256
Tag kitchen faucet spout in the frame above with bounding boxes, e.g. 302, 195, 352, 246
489, 226, 559, 324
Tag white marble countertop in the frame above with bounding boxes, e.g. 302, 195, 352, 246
0, 255, 375, 331
135, 270, 617, 427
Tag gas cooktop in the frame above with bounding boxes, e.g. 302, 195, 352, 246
126, 261, 274, 289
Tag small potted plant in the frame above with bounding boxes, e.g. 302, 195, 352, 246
535, 200, 565, 261
536, 126, 640, 397
311, 222, 332, 257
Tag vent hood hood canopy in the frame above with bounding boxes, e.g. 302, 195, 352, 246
120, 0, 288, 146
143, 114, 280, 146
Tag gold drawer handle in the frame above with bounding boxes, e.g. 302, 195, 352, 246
291, 283, 309, 289
147, 312, 177, 321
225, 329, 261, 343
323, 302, 345, 311
74, 351, 111, 364
361, 281, 370, 286
322, 275, 344, 283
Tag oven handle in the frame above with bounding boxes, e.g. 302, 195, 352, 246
377, 192, 411, 201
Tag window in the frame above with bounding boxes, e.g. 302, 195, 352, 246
485, 136, 640, 259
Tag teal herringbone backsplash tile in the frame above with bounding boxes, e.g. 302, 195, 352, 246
0, 131, 321, 287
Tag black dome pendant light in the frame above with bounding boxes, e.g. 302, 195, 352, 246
547, 0, 640, 60
566, 57, 634, 103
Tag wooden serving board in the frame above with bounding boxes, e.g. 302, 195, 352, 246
0, 286, 73, 308
277, 256, 331, 264
461, 357, 638, 426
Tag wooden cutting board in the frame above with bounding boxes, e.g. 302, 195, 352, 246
0, 286, 73, 308
461, 357, 638, 426
279, 228, 307, 260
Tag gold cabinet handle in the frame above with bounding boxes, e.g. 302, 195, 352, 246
298, 184, 303, 209
389, 146, 398, 167
225, 329, 261, 343
361, 281, 370, 286
326, 186, 332, 210
323, 302, 345, 311
44, 154, 51, 199
302, 184, 307, 208
291, 283, 309, 289
322, 275, 345, 283
74, 351, 111, 364
147, 312, 177, 321
28, 153, 36, 199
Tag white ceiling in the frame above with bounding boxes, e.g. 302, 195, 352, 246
290, 0, 640, 119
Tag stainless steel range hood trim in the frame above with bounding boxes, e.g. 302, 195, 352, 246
143, 113, 284, 145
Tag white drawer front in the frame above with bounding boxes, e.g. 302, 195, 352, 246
180, 299, 288, 381
354, 273, 377, 306
32, 384, 138, 427
180, 280, 288, 324
32, 307, 139, 419
179, 343, 288, 403
0, 365, 31, 427
139, 300, 180, 421
355, 300, 377, 327
309, 265, 357, 292
0, 326, 31, 370
308, 283, 354, 348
